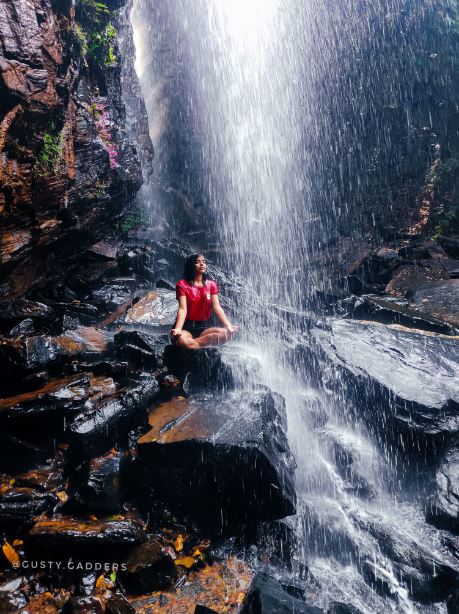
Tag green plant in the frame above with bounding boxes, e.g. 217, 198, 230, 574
120, 206, 147, 233
74, 23, 88, 57
35, 123, 64, 177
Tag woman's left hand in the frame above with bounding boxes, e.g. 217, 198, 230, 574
226, 324, 238, 335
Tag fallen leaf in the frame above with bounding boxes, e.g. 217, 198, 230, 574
175, 534, 184, 552
2, 541, 20, 568
56, 491, 68, 503
13, 539, 23, 547
174, 556, 195, 569
95, 575, 106, 590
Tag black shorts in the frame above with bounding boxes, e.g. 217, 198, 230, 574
181, 319, 209, 338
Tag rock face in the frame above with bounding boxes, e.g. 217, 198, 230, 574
313, 319, 459, 435
426, 447, 459, 533
137, 390, 296, 530
240, 573, 323, 614
0, 0, 149, 303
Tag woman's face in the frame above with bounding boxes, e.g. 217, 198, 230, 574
194, 255, 207, 274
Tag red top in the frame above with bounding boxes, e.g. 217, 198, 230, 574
176, 279, 219, 321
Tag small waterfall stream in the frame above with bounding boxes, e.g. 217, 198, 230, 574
129, 1, 455, 611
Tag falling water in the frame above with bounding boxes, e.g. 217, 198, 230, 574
130, 1, 456, 611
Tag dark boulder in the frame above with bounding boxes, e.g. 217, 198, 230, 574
106, 592, 136, 614
240, 573, 323, 614
114, 330, 167, 370
8, 318, 35, 337
63, 596, 105, 614
68, 377, 159, 458
25, 515, 147, 562
337, 294, 456, 335
119, 538, 177, 594
137, 390, 296, 530
412, 279, 459, 330
123, 289, 177, 328
71, 450, 123, 515
426, 447, 459, 533
0, 478, 58, 529
313, 319, 459, 435
0, 299, 54, 327
164, 345, 233, 390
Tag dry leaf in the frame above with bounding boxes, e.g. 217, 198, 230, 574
95, 575, 106, 590
174, 556, 196, 569
2, 541, 20, 568
12, 539, 23, 547
56, 491, 68, 502
175, 534, 184, 552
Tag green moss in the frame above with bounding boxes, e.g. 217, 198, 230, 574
74, 23, 88, 57
35, 124, 64, 177
120, 206, 147, 233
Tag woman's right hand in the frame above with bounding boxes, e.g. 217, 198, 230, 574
171, 328, 182, 338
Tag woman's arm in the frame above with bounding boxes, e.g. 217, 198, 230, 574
211, 295, 238, 333
172, 295, 187, 337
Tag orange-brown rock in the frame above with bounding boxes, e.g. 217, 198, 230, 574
129, 558, 253, 614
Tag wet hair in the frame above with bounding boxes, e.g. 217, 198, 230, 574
183, 253, 208, 285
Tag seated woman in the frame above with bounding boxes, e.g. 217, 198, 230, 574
171, 253, 238, 350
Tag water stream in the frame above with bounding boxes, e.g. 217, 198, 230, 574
129, 1, 454, 611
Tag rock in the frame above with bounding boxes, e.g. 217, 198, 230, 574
25, 515, 147, 562
63, 596, 105, 614
14, 449, 66, 492
72, 450, 123, 515
240, 573, 323, 614
0, 374, 91, 425
164, 346, 233, 390
114, 330, 167, 370
92, 283, 134, 313
8, 318, 35, 337
106, 592, 136, 614
0, 431, 54, 473
327, 603, 363, 614
313, 319, 459, 435
0, 299, 54, 326
68, 377, 159, 458
124, 289, 176, 328
87, 241, 119, 261
447, 589, 459, 614
412, 279, 459, 329
129, 558, 253, 613
137, 390, 296, 530
119, 538, 177, 594
437, 236, 459, 258
0, 477, 58, 528
426, 447, 459, 533
385, 262, 448, 298
194, 606, 219, 614
117, 246, 155, 279
0, 590, 27, 612
336, 294, 456, 335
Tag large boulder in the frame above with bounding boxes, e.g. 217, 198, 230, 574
240, 573, 323, 614
426, 447, 459, 533
137, 390, 296, 530
313, 319, 459, 435
68, 377, 159, 458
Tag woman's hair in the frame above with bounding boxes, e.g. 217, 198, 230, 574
183, 253, 208, 285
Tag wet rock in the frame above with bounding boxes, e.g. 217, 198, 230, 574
8, 318, 35, 337
385, 262, 448, 298
25, 515, 147, 562
327, 604, 363, 614
72, 450, 123, 515
447, 589, 459, 614
87, 241, 119, 262
426, 447, 459, 533
0, 590, 27, 612
106, 592, 135, 614
437, 236, 459, 258
0, 373, 90, 438
92, 283, 134, 313
68, 378, 159, 458
358, 515, 458, 603
119, 538, 177, 594
337, 294, 456, 335
123, 289, 176, 328
0, 432, 54, 473
14, 449, 66, 492
412, 279, 459, 330
164, 346, 233, 390
313, 319, 459, 435
117, 246, 155, 280
76, 571, 97, 596
0, 299, 54, 327
129, 557, 253, 613
137, 390, 296, 530
194, 606, 219, 614
0, 478, 58, 528
114, 330, 167, 370
240, 573, 323, 614
63, 596, 105, 614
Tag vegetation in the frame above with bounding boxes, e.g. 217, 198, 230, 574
120, 205, 147, 233
75, 0, 117, 68
35, 123, 63, 177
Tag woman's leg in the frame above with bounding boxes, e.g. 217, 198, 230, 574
195, 327, 231, 348
173, 330, 201, 350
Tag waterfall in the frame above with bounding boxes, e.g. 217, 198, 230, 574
129, 1, 455, 611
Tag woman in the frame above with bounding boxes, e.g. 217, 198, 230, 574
171, 253, 238, 350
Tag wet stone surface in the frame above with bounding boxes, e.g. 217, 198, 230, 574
138, 390, 296, 530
